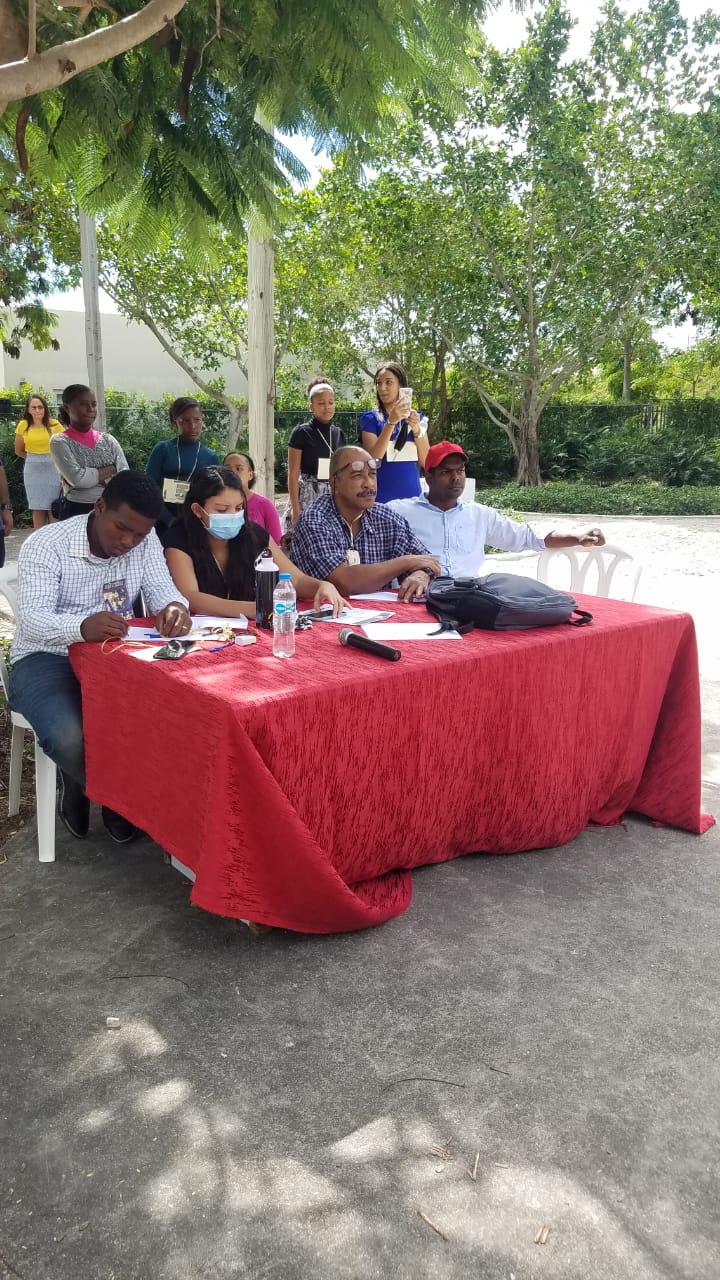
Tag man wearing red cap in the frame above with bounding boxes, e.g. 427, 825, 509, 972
388, 441, 604, 577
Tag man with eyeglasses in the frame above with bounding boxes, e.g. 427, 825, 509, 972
388, 441, 604, 576
290, 446, 441, 599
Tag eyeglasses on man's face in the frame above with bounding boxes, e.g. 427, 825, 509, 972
334, 459, 382, 476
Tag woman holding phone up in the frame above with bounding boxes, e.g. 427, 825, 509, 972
359, 362, 429, 503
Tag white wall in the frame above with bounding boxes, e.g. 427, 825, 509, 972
2, 311, 248, 400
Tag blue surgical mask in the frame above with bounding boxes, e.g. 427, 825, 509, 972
203, 509, 245, 540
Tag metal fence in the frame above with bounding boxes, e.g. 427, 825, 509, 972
2, 399, 719, 443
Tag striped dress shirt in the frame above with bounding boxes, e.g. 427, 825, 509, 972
11, 514, 187, 665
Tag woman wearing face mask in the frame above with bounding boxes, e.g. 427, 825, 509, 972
164, 466, 344, 619
359, 362, 429, 503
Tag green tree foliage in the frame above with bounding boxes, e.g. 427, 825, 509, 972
412, 0, 720, 483
0, 173, 79, 356
97, 223, 248, 448
92, 161, 470, 442
1, 0, 488, 250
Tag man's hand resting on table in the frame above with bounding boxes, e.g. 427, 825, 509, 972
398, 569, 433, 602
81, 612, 129, 642
155, 603, 192, 637
312, 581, 346, 618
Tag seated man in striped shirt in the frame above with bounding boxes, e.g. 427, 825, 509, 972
290, 446, 441, 600
9, 471, 191, 845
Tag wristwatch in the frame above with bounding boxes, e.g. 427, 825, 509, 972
422, 566, 437, 578
0, 503, 12, 511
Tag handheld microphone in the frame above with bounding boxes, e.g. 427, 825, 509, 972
338, 628, 401, 662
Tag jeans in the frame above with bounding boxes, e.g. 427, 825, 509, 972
9, 653, 86, 787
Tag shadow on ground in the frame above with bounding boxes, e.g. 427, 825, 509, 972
1, 777, 719, 1280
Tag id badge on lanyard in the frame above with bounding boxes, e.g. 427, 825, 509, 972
163, 478, 190, 504
317, 426, 333, 481
102, 577, 133, 619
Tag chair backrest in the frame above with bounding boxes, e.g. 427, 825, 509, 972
536, 543, 642, 600
0, 566, 19, 615
0, 643, 11, 702
0, 566, 18, 701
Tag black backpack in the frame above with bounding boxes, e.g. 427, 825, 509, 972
426, 573, 593, 633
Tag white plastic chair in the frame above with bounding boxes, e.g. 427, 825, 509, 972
0, 568, 57, 862
536, 543, 642, 600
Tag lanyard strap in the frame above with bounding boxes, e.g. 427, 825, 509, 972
315, 423, 334, 456
176, 439, 202, 482
341, 512, 363, 550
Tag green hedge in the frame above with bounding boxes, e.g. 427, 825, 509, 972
474, 482, 720, 515
448, 395, 720, 487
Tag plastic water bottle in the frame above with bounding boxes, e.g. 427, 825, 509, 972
272, 573, 296, 658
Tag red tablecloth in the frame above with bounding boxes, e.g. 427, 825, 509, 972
69, 597, 714, 933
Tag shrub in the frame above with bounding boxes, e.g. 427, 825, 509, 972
474, 482, 720, 515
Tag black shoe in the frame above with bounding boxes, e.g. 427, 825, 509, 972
57, 770, 90, 838
101, 807, 138, 845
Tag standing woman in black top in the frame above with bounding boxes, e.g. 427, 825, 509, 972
283, 378, 346, 533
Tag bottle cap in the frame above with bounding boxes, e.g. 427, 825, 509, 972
254, 550, 279, 571
278, 573, 292, 581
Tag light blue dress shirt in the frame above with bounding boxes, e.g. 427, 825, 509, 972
386, 496, 545, 577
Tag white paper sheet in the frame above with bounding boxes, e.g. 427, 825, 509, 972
362, 622, 462, 641
349, 592, 399, 602
190, 613, 249, 630
130, 615, 248, 642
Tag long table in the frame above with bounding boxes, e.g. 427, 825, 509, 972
69, 597, 714, 933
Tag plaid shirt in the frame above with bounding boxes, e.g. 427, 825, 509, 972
11, 514, 187, 665
290, 492, 430, 584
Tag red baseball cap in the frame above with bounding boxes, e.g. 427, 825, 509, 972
424, 441, 469, 472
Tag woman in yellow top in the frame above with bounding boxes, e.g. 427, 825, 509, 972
14, 393, 64, 528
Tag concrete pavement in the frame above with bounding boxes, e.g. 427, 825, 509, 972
1, 790, 719, 1279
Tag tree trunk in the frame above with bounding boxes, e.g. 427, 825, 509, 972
437, 355, 450, 438
223, 402, 243, 455
515, 384, 542, 486
427, 336, 450, 438
79, 210, 106, 430
247, 226, 275, 497
622, 335, 632, 402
